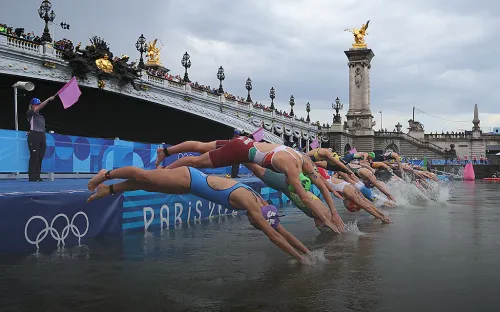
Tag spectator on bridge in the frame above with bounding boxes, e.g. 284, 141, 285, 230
26, 96, 55, 182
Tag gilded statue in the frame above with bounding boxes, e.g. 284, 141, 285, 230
95, 53, 113, 73
344, 20, 370, 48
146, 39, 163, 65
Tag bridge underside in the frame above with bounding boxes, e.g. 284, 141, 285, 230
0, 73, 233, 144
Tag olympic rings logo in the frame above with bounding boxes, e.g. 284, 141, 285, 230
24, 212, 89, 249
177, 152, 194, 159
266, 211, 277, 226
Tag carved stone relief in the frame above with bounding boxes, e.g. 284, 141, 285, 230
354, 67, 363, 88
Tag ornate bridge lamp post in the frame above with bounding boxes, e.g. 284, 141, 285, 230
38, 0, 56, 43
269, 87, 275, 110
245, 78, 252, 102
135, 34, 147, 69
217, 66, 225, 94
306, 102, 311, 122
332, 97, 343, 123
181, 52, 191, 82
289, 95, 295, 117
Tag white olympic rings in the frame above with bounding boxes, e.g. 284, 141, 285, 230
24, 211, 89, 249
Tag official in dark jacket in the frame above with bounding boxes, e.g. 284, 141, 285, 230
26, 96, 55, 181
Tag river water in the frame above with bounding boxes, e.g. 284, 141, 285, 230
1, 181, 499, 311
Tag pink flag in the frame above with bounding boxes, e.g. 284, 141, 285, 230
310, 138, 319, 149
349, 147, 357, 154
252, 127, 264, 142
57, 77, 81, 109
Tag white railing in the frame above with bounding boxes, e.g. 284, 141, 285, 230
0, 33, 316, 135
5, 35, 41, 53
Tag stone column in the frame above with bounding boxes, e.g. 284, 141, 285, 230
345, 48, 375, 151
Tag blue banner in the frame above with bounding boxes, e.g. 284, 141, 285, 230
0, 129, 253, 174
0, 192, 123, 254
120, 179, 323, 232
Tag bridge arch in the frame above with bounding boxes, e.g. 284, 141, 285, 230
384, 143, 400, 154
344, 143, 351, 154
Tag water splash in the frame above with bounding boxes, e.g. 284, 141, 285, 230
344, 220, 363, 235
384, 176, 451, 205
306, 248, 330, 264
287, 248, 330, 266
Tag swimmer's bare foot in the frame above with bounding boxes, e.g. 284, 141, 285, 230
155, 147, 167, 168
87, 184, 110, 202
88, 169, 108, 191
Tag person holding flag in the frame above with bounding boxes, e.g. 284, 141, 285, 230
25, 77, 81, 182
26, 95, 55, 181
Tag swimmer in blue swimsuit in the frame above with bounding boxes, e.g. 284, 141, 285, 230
87, 166, 311, 263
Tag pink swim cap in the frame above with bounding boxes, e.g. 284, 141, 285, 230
317, 167, 330, 180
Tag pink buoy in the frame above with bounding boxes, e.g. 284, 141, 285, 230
463, 163, 475, 181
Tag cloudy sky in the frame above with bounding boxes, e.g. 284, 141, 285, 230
3, 0, 499, 132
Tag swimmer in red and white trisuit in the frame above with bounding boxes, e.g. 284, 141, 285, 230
315, 168, 391, 224
316, 161, 396, 202
87, 166, 312, 264
155, 137, 345, 232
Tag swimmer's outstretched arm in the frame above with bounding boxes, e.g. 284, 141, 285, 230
275, 225, 311, 256
323, 153, 353, 175
304, 164, 344, 232
392, 152, 403, 172
353, 194, 391, 223
244, 162, 341, 234
321, 177, 344, 200
247, 208, 307, 264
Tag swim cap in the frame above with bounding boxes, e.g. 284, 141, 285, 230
30, 98, 41, 105
287, 173, 311, 193
368, 152, 375, 159
317, 167, 330, 180
261, 205, 281, 228
331, 152, 340, 160
344, 199, 361, 212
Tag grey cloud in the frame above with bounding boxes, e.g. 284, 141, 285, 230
2, 0, 499, 132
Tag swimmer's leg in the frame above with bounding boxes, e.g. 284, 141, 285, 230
165, 152, 215, 170
337, 171, 359, 184
87, 180, 152, 202
88, 167, 190, 192
155, 140, 219, 168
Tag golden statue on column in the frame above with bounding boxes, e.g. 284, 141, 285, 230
344, 20, 370, 49
146, 39, 163, 65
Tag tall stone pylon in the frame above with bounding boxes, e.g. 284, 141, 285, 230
472, 103, 480, 131
344, 48, 375, 151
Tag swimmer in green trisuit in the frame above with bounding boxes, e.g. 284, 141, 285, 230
87, 166, 312, 264
243, 163, 343, 234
